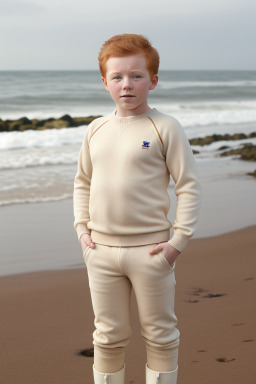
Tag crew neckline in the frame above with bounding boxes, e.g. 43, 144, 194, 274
109, 108, 157, 124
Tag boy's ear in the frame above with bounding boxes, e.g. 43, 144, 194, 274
149, 74, 159, 90
102, 77, 109, 92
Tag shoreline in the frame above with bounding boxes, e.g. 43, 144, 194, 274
1, 224, 255, 384
0, 223, 255, 279
1, 192, 256, 277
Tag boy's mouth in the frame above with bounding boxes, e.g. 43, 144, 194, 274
121, 94, 135, 98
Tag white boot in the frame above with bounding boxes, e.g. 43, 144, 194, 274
93, 363, 125, 384
146, 362, 178, 384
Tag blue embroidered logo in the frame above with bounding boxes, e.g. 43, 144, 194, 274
141, 140, 150, 150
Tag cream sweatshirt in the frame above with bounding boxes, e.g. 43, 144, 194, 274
73, 108, 202, 252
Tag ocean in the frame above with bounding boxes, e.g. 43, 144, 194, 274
0, 70, 256, 207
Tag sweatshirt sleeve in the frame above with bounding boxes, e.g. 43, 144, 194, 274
165, 119, 203, 252
73, 126, 92, 242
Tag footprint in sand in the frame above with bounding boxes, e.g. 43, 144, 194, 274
78, 348, 94, 357
203, 293, 226, 298
231, 323, 245, 326
188, 288, 226, 300
216, 357, 236, 363
185, 299, 199, 303
216, 357, 235, 363
191, 288, 208, 296
186, 287, 207, 302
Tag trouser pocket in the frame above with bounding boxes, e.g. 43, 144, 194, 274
83, 245, 91, 264
156, 249, 176, 271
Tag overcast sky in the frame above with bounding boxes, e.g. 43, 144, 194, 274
0, 0, 255, 70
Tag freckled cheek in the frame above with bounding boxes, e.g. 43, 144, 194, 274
135, 83, 150, 95
110, 84, 121, 95
108, 87, 120, 100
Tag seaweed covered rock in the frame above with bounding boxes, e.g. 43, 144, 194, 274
189, 132, 256, 146
42, 119, 70, 129
0, 119, 7, 132
219, 143, 256, 161
247, 169, 256, 178
0, 114, 102, 132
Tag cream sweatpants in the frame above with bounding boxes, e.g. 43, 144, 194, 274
83, 242, 180, 373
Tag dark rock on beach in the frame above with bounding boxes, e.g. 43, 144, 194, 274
247, 169, 256, 178
189, 132, 256, 146
218, 145, 231, 151
219, 143, 256, 161
0, 114, 102, 132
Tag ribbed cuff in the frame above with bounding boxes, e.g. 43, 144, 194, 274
168, 233, 189, 253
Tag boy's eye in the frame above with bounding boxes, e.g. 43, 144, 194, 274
112, 75, 141, 80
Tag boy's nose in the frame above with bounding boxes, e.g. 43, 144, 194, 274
122, 77, 132, 89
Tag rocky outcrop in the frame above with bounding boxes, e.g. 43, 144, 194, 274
219, 143, 256, 161
0, 114, 102, 132
247, 169, 256, 178
189, 132, 256, 146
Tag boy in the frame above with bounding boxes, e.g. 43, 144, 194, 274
73, 34, 202, 384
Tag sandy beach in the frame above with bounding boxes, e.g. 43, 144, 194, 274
1, 224, 255, 384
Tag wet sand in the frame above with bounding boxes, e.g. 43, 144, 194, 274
1, 225, 255, 384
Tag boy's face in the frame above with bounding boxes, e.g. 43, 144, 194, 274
102, 55, 158, 117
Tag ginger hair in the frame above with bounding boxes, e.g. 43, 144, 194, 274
98, 34, 160, 80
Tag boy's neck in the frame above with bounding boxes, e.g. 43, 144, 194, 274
115, 105, 152, 118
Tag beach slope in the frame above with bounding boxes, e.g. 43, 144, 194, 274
1, 225, 255, 384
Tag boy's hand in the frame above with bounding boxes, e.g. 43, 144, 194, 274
149, 242, 181, 267
80, 233, 96, 253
